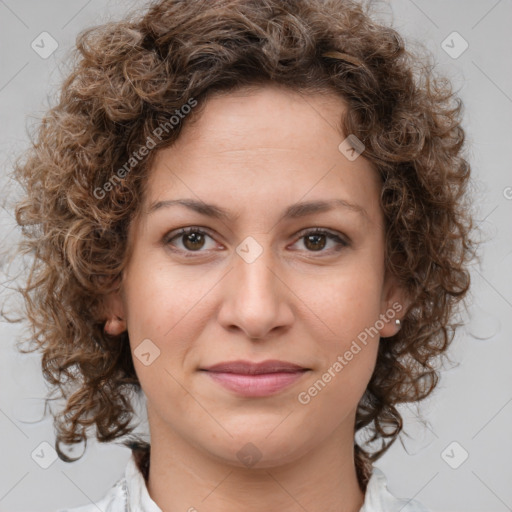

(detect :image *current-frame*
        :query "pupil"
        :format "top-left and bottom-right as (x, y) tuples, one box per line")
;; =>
(185, 232), (204, 250)
(306, 234), (325, 251)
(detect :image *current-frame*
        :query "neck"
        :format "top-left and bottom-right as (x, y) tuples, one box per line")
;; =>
(145, 414), (366, 512)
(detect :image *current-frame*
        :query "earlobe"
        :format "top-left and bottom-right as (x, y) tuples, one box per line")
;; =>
(379, 273), (411, 339)
(104, 315), (126, 336)
(378, 311), (404, 339)
(102, 289), (127, 336)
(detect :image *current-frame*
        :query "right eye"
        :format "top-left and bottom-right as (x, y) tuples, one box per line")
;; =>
(163, 227), (222, 255)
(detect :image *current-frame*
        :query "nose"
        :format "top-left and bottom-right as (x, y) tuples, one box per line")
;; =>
(216, 237), (294, 340)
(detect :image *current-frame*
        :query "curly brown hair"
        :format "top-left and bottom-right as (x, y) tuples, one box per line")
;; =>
(7, 0), (479, 492)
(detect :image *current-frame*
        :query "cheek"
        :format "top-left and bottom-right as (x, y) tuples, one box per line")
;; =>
(292, 264), (383, 402)
(300, 263), (383, 341)
(122, 251), (193, 337)
(295, 271), (382, 414)
(121, 251), (212, 380)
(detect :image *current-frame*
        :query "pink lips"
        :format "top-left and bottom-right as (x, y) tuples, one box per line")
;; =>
(200, 359), (309, 397)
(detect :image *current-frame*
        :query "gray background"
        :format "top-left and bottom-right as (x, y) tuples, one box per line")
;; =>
(1, 1), (511, 511)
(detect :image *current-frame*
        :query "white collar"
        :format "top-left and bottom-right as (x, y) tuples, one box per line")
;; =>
(123, 453), (430, 512)
(124, 453), (161, 512)
(69, 452), (430, 512)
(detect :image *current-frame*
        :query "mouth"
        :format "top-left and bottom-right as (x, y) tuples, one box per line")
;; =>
(199, 359), (310, 397)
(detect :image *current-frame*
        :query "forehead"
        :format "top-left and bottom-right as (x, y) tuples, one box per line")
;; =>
(141, 84), (382, 225)
(179, 83), (348, 149)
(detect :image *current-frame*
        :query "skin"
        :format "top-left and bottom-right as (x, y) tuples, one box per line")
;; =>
(105, 83), (410, 512)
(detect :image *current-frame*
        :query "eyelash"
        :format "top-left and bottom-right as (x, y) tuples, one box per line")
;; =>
(163, 226), (349, 257)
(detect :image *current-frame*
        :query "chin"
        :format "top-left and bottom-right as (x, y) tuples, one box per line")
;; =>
(202, 428), (315, 469)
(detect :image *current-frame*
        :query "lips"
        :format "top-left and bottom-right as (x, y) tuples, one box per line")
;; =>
(201, 359), (308, 374)
(200, 359), (310, 397)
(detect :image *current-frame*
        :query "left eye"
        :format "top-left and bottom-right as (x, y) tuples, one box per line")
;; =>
(293, 228), (349, 253)
(164, 227), (348, 255)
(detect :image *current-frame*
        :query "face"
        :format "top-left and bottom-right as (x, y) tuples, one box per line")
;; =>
(107, 83), (407, 468)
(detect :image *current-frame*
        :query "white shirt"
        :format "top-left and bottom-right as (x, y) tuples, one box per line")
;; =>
(56, 452), (431, 512)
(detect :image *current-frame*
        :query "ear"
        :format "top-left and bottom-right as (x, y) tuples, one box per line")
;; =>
(102, 287), (127, 336)
(378, 270), (411, 339)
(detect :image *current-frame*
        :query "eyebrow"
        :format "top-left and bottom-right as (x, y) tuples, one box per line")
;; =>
(148, 198), (369, 223)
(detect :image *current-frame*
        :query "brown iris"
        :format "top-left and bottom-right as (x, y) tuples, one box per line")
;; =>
(182, 231), (205, 251)
(303, 233), (326, 251)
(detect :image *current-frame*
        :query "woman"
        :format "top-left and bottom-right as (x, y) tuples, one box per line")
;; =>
(10, 0), (477, 510)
